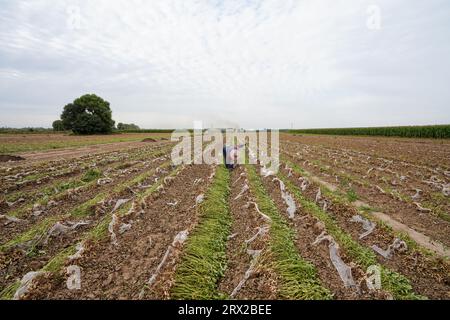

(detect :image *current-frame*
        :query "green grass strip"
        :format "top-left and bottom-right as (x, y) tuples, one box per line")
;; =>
(0, 281), (20, 300)
(277, 165), (424, 300)
(171, 165), (231, 300)
(246, 165), (332, 300)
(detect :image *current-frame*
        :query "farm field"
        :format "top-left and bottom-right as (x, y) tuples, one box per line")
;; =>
(0, 133), (449, 300)
(0, 133), (171, 155)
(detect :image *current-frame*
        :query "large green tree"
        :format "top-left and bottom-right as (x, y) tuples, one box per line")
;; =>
(60, 94), (115, 134)
(52, 120), (65, 131)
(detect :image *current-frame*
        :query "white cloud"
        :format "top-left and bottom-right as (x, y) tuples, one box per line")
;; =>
(0, 0), (449, 128)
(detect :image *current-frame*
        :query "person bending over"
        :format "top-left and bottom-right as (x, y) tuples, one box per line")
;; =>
(223, 144), (244, 169)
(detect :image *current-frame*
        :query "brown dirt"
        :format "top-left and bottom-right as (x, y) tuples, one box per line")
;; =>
(282, 148), (450, 248)
(0, 155), (25, 162)
(1, 138), (169, 167)
(260, 169), (387, 299)
(0, 144), (170, 214)
(283, 140), (450, 225)
(279, 163), (450, 299)
(282, 134), (450, 169)
(0, 156), (171, 291)
(0, 155), (169, 245)
(218, 166), (278, 299)
(25, 164), (213, 300)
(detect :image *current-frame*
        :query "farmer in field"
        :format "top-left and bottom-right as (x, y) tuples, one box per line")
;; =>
(223, 144), (244, 169)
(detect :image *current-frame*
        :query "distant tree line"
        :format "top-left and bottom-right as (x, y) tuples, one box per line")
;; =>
(117, 123), (140, 131)
(0, 127), (55, 134)
(288, 125), (450, 139)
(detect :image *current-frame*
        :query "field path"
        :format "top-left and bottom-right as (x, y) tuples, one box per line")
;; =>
(2, 141), (166, 166)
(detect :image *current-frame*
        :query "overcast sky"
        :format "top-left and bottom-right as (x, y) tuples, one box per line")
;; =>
(0, 0), (449, 129)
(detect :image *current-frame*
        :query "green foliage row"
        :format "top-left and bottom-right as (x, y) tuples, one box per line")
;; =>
(0, 127), (55, 134)
(246, 165), (332, 299)
(171, 165), (231, 299)
(117, 123), (140, 131)
(115, 129), (174, 133)
(288, 124), (450, 139)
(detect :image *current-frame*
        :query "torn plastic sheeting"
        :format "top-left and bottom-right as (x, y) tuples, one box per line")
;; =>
(273, 178), (296, 219)
(375, 185), (386, 194)
(261, 167), (275, 178)
(322, 200), (328, 212)
(6, 198), (25, 207)
(139, 229), (189, 298)
(156, 167), (167, 174)
(413, 202), (431, 213)
(312, 231), (333, 245)
(68, 242), (86, 261)
(350, 215), (376, 239)
(0, 214), (25, 225)
(124, 201), (143, 217)
(234, 184), (249, 200)
(137, 182), (152, 189)
(245, 226), (269, 244)
(372, 238), (407, 259)
(111, 198), (131, 213)
(411, 189), (422, 200)
(44, 221), (90, 244)
(230, 249), (262, 298)
(208, 168), (217, 181)
(233, 172), (246, 186)
(227, 233), (238, 240)
(119, 223), (132, 234)
(109, 214), (120, 246)
(315, 188), (322, 203)
(287, 168), (293, 177)
(300, 179), (309, 191)
(172, 229), (189, 245)
(196, 194), (205, 205)
(66, 220), (90, 229)
(313, 231), (357, 289)
(164, 176), (175, 185)
(97, 178), (113, 186)
(13, 271), (44, 300)
(247, 202), (272, 223)
(281, 192), (296, 219)
(272, 178), (286, 192)
(442, 184), (450, 197)
(329, 243), (357, 289)
(167, 201), (178, 206)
